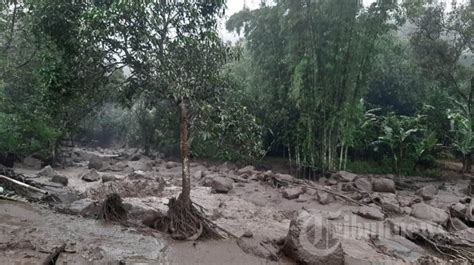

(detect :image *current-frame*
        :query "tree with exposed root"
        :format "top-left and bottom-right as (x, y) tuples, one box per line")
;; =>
(86, 1), (229, 239)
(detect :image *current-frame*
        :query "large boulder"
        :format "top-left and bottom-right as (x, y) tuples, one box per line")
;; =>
(416, 184), (438, 200)
(128, 159), (154, 172)
(283, 210), (344, 265)
(355, 206), (384, 221)
(332, 171), (357, 182)
(411, 203), (449, 225)
(282, 187), (304, 200)
(371, 178), (396, 193)
(101, 174), (117, 183)
(211, 176), (233, 193)
(192, 170), (204, 180)
(317, 191), (335, 205)
(81, 169), (101, 182)
(23, 156), (42, 170)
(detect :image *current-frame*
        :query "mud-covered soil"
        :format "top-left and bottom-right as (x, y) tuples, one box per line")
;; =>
(1, 147), (473, 264)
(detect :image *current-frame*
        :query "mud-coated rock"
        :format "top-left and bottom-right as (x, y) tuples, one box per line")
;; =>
(237, 165), (255, 175)
(317, 191), (335, 205)
(283, 210), (344, 265)
(371, 178), (396, 193)
(416, 184), (438, 200)
(102, 174), (117, 182)
(237, 235), (280, 261)
(353, 177), (372, 192)
(88, 156), (104, 170)
(58, 198), (99, 217)
(123, 198), (159, 219)
(411, 203), (449, 225)
(282, 187), (304, 200)
(81, 169), (100, 182)
(51, 175), (68, 186)
(211, 176), (233, 193)
(192, 170), (203, 180)
(332, 171), (357, 182)
(23, 156), (42, 169)
(37, 165), (58, 178)
(356, 206), (384, 221)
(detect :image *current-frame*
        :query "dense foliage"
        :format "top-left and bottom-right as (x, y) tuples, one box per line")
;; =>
(0, 0), (472, 178)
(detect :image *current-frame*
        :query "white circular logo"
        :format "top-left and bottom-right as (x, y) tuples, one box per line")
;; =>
(299, 213), (341, 256)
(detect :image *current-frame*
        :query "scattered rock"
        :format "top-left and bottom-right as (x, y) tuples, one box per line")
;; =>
(333, 171), (357, 182)
(58, 198), (99, 218)
(449, 217), (469, 232)
(327, 210), (342, 220)
(123, 198), (160, 219)
(355, 206), (384, 221)
(110, 161), (129, 172)
(283, 210), (344, 265)
(192, 170), (203, 180)
(37, 165), (58, 178)
(23, 156), (42, 169)
(282, 187), (304, 200)
(127, 170), (150, 180)
(317, 191), (335, 205)
(370, 235), (427, 263)
(200, 176), (215, 187)
(88, 156), (104, 170)
(386, 216), (447, 237)
(327, 179), (338, 186)
(237, 165), (255, 175)
(102, 174), (117, 183)
(51, 175), (68, 186)
(81, 169), (101, 182)
(353, 177), (372, 192)
(237, 235), (280, 261)
(128, 159), (153, 171)
(416, 184), (438, 200)
(211, 176), (233, 193)
(243, 231), (253, 238)
(411, 203), (449, 225)
(371, 178), (396, 193)
(165, 161), (179, 169)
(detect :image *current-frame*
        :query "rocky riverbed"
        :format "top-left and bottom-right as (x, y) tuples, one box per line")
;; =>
(0, 147), (473, 264)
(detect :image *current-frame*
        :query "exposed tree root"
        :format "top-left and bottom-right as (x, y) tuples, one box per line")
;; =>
(143, 196), (222, 240)
(98, 193), (127, 223)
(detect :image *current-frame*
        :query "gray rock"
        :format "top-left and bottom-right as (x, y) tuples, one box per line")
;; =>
(51, 175), (68, 186)
(88, 156), (104, 170)
(192, 170), (203, 180)
(23, 156), (42, 169)
(353, 177), (372, 192)
(283, 210), (344, 265)
(318, 191), (335, 205)
(37, 165), (58, 178)
(200, 176), (215, 187)
(371, 178), (396, 193)
(165, 161), (179, 169)
(102, 174), (117, 183)
(243, 231), (253, 238)
(128, 159), (153, 171)
(123, 198), (159, 219)
(81, 169), (100, 182)
(327, 179), (338, 186)
(59, 198), (99, 217)
(212, 176), (233, 193)
(371, 236), (427, 262)
(282, 187), (304, 200)
(237, 235), (279, 261)
(333, 171), (357, 182)
(411, 203), (449, 225)
(237, 165), (255, 175)
(127, 170), (150, 180)
(416, 184), (438, 200)
(356, 206), (384, 221)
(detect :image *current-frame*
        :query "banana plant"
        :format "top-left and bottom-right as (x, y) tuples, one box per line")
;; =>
(448, 104), (474, 173)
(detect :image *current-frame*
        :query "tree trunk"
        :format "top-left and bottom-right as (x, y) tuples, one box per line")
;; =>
(178, 98), (191, 206)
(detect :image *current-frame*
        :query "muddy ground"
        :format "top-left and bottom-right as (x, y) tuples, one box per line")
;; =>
(0, 147), (473, 264)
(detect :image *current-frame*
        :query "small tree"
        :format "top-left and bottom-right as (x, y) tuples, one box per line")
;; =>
(448, 104), (474, 173)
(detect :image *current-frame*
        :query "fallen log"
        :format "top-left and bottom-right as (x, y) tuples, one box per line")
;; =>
(0, 175), (48, 194)
(41, 243), (66, 265)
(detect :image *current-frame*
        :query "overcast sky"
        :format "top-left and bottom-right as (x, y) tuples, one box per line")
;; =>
(218, 0), (464, 42)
